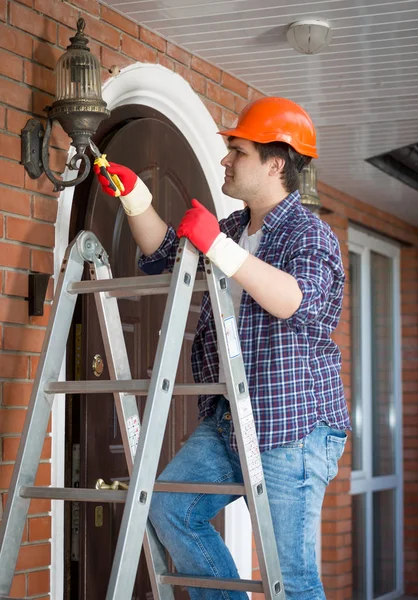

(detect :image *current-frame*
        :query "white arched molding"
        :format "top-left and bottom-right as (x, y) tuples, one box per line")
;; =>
(52, 63), (250, 599)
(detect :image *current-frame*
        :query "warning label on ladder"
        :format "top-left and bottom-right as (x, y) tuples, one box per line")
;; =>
(238, 397), (263, 486)
(127, 415), (140, 457)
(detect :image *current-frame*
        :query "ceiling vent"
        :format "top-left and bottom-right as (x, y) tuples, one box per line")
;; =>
(366, 143), (418, 191)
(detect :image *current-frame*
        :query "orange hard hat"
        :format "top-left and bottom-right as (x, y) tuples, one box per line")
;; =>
(218, 97), (318, 159)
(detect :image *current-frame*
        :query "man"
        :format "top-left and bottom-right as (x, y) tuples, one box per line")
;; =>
(95, 97), (351, 599)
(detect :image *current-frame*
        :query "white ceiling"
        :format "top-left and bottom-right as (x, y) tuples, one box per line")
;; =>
(103, 0), (418, 225)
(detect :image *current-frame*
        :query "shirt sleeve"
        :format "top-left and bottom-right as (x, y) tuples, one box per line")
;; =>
(283, 225), (344, 330)
(137, 224), (179, 274)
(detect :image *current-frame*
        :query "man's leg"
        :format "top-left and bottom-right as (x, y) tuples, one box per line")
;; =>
(149, 399), (248, 600)
(260, 424), (347, 600)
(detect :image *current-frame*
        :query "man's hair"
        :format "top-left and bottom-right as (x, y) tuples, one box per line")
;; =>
(254, 141), (312, 193)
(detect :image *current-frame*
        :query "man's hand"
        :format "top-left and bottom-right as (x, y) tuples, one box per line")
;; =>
(94, 162), (152, 217)
(176, 199), (221, 253)
(177, 199), (248, 277)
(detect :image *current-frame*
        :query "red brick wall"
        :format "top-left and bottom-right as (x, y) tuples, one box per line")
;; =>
(0, 1), (417, 598)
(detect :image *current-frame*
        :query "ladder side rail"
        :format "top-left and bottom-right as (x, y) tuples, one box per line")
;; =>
(91, 245), (174, 600)
(0, 234), (86, 594)
(105, 238), (200, 600)
(205, 262), (285, 600)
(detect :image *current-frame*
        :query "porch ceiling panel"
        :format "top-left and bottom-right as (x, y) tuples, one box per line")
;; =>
(103, 0), (418, 224)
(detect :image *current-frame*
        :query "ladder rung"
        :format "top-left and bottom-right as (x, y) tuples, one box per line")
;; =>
(45, 380), (228, 396)
(19, 482), (245, 502)
(159, 573), (263, 593)
(67, 275), (208, 298)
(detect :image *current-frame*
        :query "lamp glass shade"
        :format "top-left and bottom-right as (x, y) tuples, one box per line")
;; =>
(299, 162), (321, 213)
(55, 49), (102, 102)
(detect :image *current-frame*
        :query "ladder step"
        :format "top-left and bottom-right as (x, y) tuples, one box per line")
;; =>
(19, 482), (245, 502)
(67, 275), (208, 298)
(45, 380), (227, 396)
(159, 574), (263, 593)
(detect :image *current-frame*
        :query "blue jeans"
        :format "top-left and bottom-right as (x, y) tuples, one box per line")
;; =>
(149, 398), (347, 600)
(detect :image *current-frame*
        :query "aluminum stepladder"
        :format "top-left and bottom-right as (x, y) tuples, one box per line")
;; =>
(0, 230), (285, 600)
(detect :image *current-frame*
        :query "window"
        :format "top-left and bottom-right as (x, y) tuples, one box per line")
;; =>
(349, 228), (402, 600)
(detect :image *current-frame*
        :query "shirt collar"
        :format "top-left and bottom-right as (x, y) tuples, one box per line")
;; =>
(239, 191), (301, 232)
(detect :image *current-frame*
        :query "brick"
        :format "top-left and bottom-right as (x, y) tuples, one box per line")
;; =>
(0, 158), (24, 188)
(7, 216), (55, 248)
(0, 78), (31, 112)
(0, 408), (27, 435)
(4, 271), (28, 297)
(101, 4), (137, 36)
(0, 48), (24, 81)
(0, 241), (30, 269)
(30, 355), (40, 378)
(0, 23), (32, 59)
(6, 107), (32, 135)
(207, 81), (235, 111)
(121, 34), (157, 63)
(222, 72), (248, 98)
(28, 516), (51, 542)
(174, 63), (206, 95)
(101, 45), (133, 71)
(191, 56), (221, 82)
(3, 382), (33, 407)
(32, 90), (54, 118)
(34, 0), (78, 27)
(235, 95), (249, 114)
(0, 188), (31, 217)
(140, 26), (166, 52)
(221, 108), (237, 128)
(15, 542), (51, 571)
(70, 0), (100, 15)
(0, 132), (21, 161)
(167, 42), (190, 67)
(10, 2), (57, 43)
(28, 568), (50, 596)
(201, 98), (222, 126)
(33, 41), (62, 70)
(32, 196), (58, 223)
(31, 248), (53, 274)
(30, 302), (51, 327)
(24, 61), (55, 95)
(10, 573), (26, 597)
(157, 54), (174, 71)
(0, 106), (5, 129)
(28, 497), (50, 515)
(0, 297), (29, 324)
(24, 171), (60, 198)
(0, 0), (5, 22)
(3, 436), (50, 461)
(4, 326), (45, 352)
(82, 13), (120, 48)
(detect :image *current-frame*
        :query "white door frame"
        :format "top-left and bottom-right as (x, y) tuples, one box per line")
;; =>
(51, 63), (251, 599)
(348, 227), (403, 599)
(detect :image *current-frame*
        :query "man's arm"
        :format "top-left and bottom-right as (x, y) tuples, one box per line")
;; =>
(232, 255), (302, 319)
(127, 207), (168, 256)
(95, 162), (168, 256)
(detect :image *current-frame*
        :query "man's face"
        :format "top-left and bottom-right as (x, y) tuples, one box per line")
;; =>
(220, 137), (272, 202)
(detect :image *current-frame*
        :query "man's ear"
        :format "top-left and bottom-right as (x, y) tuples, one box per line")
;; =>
(268, 157), (285, 177)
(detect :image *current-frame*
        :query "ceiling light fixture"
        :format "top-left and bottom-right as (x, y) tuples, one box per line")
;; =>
(286, 19), (332, 55)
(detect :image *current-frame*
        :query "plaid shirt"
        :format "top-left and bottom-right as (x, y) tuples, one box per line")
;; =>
(139, 191), (351, 452)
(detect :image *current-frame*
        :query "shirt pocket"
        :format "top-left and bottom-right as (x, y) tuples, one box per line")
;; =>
(326, 431), (347, 483)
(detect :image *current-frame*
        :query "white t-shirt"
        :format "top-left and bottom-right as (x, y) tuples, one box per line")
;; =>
(218, 224), (263, 387)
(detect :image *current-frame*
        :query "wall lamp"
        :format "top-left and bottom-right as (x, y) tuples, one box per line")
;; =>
(21, 18), (110, 192)
(299, 162), (323, 215)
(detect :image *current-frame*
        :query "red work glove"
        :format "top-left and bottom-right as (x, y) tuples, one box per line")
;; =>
(94, 162), (152, 216)
(177, 199), (221, 253)
(177, 199), (249, 277)
(93, 162), (136, 196)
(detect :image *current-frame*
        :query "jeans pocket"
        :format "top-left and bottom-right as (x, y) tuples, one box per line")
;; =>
(326, 431), (347, 483)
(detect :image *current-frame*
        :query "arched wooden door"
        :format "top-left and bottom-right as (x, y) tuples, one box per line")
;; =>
(78, 116), (217, 599)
